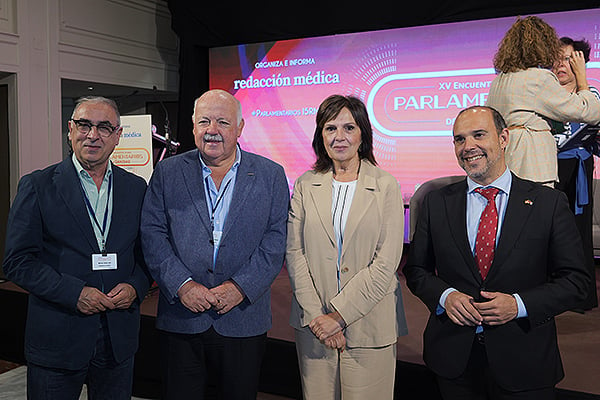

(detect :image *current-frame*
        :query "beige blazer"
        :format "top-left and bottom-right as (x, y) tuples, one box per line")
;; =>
(286, 161), (407, 348)
(486, 68), (600, 183)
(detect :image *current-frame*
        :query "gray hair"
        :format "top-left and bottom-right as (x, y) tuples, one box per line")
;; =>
(71, 96), (121, 125)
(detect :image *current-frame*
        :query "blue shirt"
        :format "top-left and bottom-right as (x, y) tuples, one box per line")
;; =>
(466, 167), (512, 251)
(72, 153), (113, 253)
(200, 147), (241, 267)
(438, 168), (527, 327)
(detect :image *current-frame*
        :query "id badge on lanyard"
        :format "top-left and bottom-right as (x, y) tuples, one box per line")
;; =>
(81, 175), (118, 271)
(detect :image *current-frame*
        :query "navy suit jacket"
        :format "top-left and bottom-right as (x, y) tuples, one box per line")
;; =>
(140, 149), (289, 337)
(403, 174), (590, 392)
(3, 158), (150, 369)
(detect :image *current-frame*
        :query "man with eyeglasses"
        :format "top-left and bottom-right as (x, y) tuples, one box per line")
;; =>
(3, 96), (152, 400)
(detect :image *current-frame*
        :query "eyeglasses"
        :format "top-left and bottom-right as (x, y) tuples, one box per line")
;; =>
(71, 119), (119, 137)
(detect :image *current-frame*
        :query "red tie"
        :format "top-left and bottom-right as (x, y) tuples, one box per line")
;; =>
(474, 187), (500, 280)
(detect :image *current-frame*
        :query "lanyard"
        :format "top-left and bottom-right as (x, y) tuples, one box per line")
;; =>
(81, 174), (112, 256)
(205, 176), (233, 230)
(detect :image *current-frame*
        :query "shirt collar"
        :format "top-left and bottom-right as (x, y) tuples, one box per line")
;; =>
(199, 145), (242, 176)
(467, 167), (512, 195)
(71, 153), (112, 180)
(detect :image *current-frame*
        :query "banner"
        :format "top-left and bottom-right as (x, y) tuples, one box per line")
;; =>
(111, 115), (153, 182)
(210, 8), (600, 195)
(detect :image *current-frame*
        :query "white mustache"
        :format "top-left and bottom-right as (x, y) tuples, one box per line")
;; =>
(204, 133), (223, 142)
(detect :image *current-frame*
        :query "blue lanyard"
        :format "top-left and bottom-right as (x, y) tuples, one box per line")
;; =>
(205, 176), (233, 230)
(80, 174), (112, 255)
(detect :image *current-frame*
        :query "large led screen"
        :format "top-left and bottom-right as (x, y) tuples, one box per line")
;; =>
(210, 8), (600, 198)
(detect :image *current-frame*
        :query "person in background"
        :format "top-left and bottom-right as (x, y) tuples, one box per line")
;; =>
(404, 105), (590, 399)
(141, 89), (289, 400)
(287, 94), (407, 399)
(486, 16), (600, 186)
(552, 36), (599, 312)
(3, 96), (151, 400)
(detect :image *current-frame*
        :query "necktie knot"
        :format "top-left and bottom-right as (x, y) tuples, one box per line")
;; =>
(475, 187), (499, 202)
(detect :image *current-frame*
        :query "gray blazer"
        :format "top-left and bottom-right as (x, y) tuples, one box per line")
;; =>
(141, 149), (289, 337)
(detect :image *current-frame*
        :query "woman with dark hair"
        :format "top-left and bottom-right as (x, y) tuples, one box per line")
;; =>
(552, 36), (600, 312)
(286, 95), (407, 399)
(486, 16), (600, 186)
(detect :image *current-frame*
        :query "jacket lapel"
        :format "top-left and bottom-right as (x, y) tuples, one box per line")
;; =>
(309, 171), (336, 246)
(341, 164), (376, 258)
(491, 175), (536, 271)
(181, 150), (212, 235)
(443, 180), (482, 282)
(54, 158), (100, 253)
(104, 166), (134, 251)
(221, 152), (255, 239)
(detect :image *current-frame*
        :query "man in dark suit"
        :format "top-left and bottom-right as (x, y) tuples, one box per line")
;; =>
(3, 96), (151, 400)
(403, 105), (590, 399)
(141, 89), (289, 400)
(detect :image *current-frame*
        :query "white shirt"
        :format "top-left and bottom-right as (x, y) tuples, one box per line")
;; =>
(332, 178), (357, 292)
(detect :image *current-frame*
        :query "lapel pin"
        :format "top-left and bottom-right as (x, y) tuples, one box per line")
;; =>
(524, 199), (533, 206)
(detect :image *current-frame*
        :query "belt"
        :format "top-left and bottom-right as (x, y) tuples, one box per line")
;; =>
(506, 125), (550, 133)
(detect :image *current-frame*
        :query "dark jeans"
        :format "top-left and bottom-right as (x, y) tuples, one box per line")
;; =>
(27, 315), (134, 400)
(160, 326), (267, 400)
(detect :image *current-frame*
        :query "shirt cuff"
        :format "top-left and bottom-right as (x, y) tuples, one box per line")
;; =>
(513, 293), (528, 318)
(175, 277), (193, 298)
(437, 287), (457, 315)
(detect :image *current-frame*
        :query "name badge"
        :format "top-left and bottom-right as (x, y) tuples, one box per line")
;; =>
(212, 231), (223, 248)
(92, 253), (118, 271)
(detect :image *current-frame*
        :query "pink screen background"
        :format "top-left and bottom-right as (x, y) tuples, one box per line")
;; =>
(209, 9), (600, 198)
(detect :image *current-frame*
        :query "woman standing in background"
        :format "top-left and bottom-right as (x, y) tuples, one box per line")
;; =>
(486, 16), (600, 186)
(552, 36), (599, 312)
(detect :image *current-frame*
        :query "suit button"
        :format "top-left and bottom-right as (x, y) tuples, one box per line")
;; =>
(341, 267), (349, 273)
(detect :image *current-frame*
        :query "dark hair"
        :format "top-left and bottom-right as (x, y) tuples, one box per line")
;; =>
(493, 16), (562, 73)
(454, 106), (507, 134)
(560, 36), (592, 62)
(312, 95), (377, 172)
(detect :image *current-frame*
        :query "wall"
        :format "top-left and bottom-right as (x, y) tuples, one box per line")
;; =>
(0, 0), (178, 196)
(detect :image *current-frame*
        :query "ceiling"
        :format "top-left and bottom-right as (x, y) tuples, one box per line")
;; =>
(167, 1), (600, 48)
(61, 79), (177, 104)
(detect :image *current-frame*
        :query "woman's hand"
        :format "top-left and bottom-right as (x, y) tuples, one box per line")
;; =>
(309, 312), (346, 340)
(323, 330), (346, 351)
(570, 50), (590, 91)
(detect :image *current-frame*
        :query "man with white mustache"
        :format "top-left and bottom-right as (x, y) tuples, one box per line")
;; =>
(141, 89), (290, 399)
(404, 105), (590, 399)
